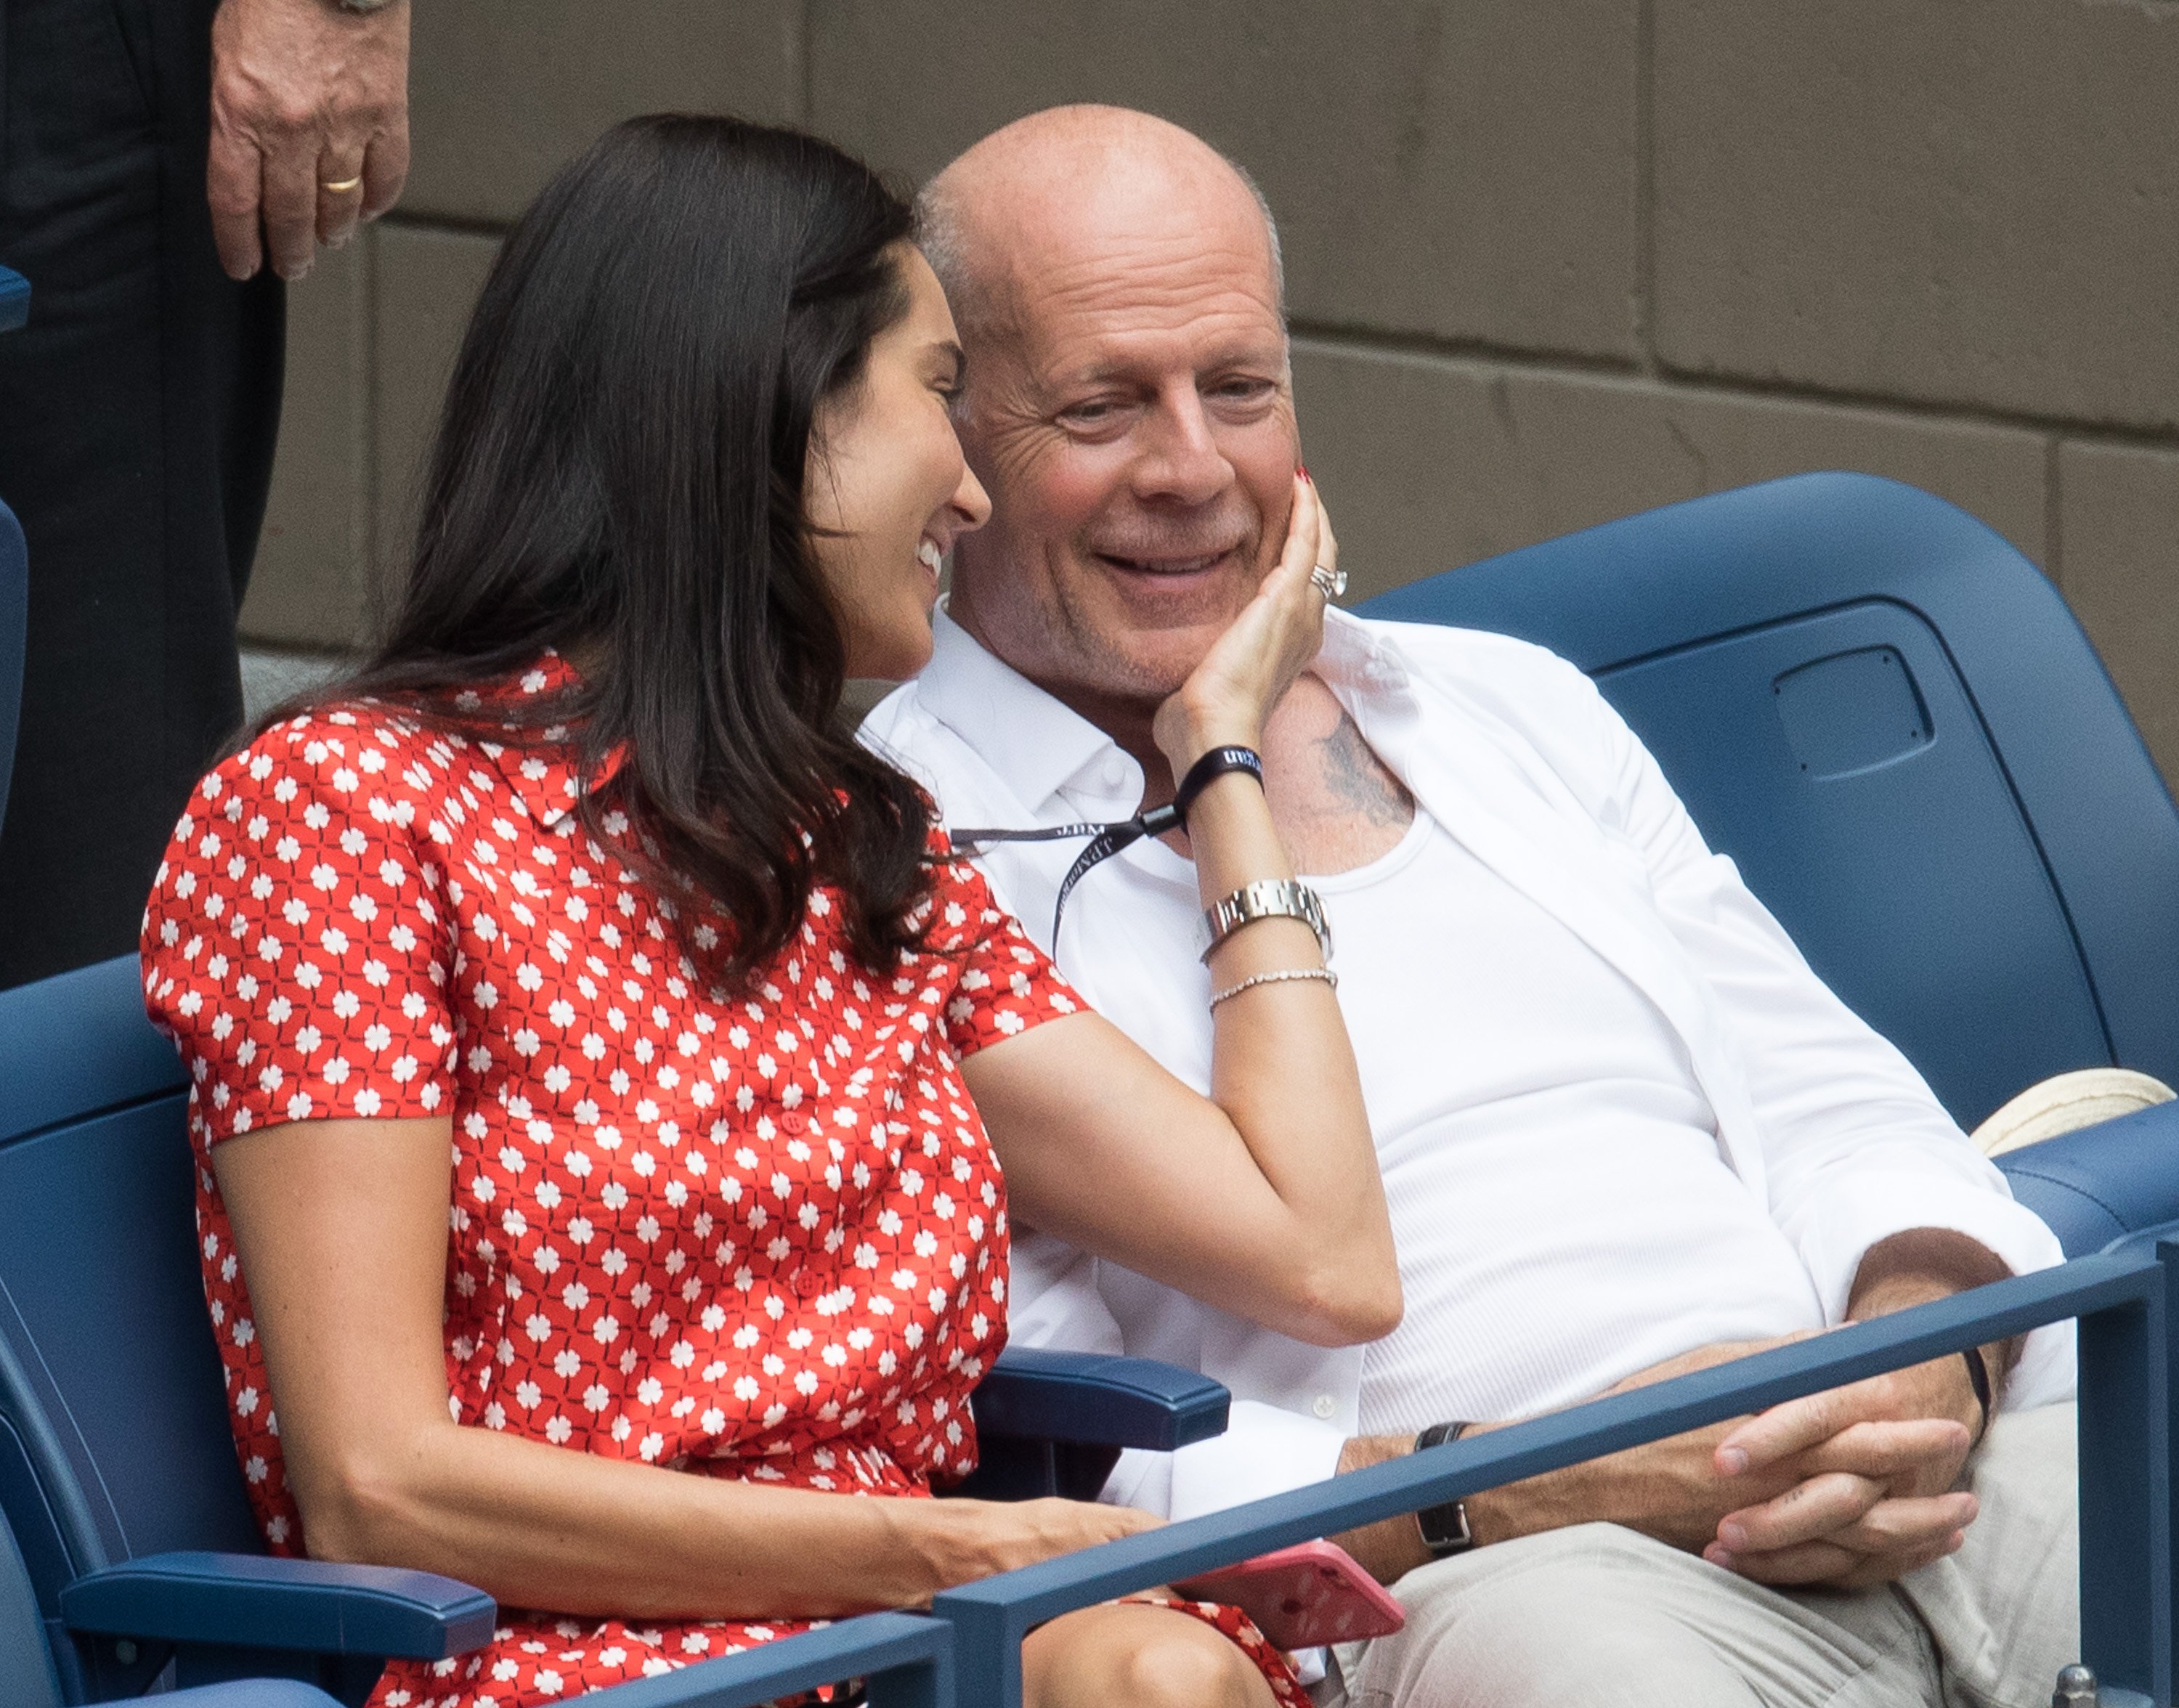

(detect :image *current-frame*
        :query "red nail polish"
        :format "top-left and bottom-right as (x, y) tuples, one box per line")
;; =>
(1297, 465), (1311, 481)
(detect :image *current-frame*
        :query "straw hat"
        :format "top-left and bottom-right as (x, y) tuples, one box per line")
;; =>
(1972, 1067), (2178, 1157)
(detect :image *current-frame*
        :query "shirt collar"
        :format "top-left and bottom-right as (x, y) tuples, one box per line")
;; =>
(914, 605), (1146, 816)
(912, 602), (1404, 818)
(463, 651), (627, 830)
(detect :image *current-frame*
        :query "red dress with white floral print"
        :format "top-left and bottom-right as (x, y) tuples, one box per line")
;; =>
(140, 661), (1304, 1708)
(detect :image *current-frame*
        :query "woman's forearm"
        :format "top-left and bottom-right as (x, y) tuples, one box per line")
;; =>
(973, 751), (1397, 1347)
(303, 1416), (1145, 1620)
(1184, 762), (1398, 1338)
(311, 1417), (923, 1617)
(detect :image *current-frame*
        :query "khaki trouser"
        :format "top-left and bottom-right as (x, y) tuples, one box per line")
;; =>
(1319, 1402), (2078, 1708)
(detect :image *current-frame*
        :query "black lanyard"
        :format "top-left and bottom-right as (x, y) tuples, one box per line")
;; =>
(945, 745), (1264, 945)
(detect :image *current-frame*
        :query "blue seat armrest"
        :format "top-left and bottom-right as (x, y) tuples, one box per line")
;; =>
(166, 1685), (344, 1708)
(60, 1550), (497, 1661)
(1997, 1099), (2179, 1258)
(972, 1349), (1230, 1451)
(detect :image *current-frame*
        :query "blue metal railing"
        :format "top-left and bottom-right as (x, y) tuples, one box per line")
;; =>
(44, 1247), (2172, 1707)
(569, 1613), (952, 1708)
(932, 1247), (2175, 1707)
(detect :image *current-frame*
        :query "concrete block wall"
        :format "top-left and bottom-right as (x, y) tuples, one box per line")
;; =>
(243, 0), (2179, 785)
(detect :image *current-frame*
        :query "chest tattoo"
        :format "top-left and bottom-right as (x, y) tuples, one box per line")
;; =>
(1317, 715), (1416, 829)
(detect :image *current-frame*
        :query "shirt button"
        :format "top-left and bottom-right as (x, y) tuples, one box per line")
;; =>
(794, 1269), (823, 1299)
(1100, 756), (1128, 790)
(1312, 1394), (1338, 1420)
(779, 1110), (809, 1135)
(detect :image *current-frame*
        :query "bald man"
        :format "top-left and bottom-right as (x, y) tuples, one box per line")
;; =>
(864, 106), (2079, 1707)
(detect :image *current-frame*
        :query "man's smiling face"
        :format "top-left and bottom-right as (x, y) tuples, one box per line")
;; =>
(936, 113), (1298, 714)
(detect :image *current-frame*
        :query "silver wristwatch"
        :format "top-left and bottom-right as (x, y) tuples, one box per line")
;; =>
(1199, 878), (1333, 964)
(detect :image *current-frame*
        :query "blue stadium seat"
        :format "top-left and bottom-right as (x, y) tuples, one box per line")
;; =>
(1363, 471), (2179, 1133)
(0, 494), (23, 838)
(5, 1492), (347, 1708)
(0, 953), (1225, 1704)
(0, 264), (28, 333)
(1362, 473), (2179, 1251)
(0, 264), (28, 833)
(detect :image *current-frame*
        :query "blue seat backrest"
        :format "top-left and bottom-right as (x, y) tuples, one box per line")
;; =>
(1360, 473), (2179, 1130)
(1, 1512), (64, 1708)
(0, 496), (26, 830)
(0, 264), (28, 829)
(0, 956), (263, 1648)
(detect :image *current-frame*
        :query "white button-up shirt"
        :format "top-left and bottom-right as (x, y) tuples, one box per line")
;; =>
(862, 606), (2071, 1524)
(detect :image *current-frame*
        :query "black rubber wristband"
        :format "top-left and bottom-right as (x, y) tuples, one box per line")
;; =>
(1172, 745), (1265, 823)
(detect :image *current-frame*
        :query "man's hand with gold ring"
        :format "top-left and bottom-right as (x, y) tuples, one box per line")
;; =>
(209, 0), (413, 281)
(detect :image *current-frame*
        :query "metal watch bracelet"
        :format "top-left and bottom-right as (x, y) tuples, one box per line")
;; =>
(1198, 877), (1333, 965)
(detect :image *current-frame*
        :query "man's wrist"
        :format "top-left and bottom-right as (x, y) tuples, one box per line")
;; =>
(1960, 1345), (1995, 1441)
(1412, 1423), (1479, 1558)
(1331, 1434), (1435, 1582)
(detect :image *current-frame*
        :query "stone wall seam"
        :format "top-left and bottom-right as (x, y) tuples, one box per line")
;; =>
(1632, 0), (1658, 374)
(798, 0), (816, 124)
(2074, 0), (2179, 20)
(1292, 320), (2179, 454)
(377, 210), (515, 243)
(362, 224), (381, 622)
(2045, 436), (2066, 590)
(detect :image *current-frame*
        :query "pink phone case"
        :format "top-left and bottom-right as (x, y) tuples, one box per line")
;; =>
(1171, 1539), (1406, 1650)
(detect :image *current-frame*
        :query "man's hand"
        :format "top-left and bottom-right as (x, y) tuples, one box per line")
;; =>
(208, 0), (411, 281)
(1336, 1233), (2016, 1592)
(1704, 1231), (2015, 1588)
(1705, 1358), (1979, 1587)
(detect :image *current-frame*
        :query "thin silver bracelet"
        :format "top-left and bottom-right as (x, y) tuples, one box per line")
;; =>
(1208, 966), (1339, 1010)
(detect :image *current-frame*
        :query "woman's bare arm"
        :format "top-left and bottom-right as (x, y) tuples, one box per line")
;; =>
(961, 477), (1398, 1349)
(214, 1113), (1153, 1615)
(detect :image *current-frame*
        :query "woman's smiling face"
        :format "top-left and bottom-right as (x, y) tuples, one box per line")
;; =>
(804, 244), (993, 682)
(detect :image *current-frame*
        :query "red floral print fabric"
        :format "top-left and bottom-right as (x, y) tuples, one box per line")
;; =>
(142, 659), (1082, 1704)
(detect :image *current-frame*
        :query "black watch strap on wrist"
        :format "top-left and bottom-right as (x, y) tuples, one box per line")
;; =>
(1413, 1421), (1477, 1558)
(1961, 1345), (1994, 1440)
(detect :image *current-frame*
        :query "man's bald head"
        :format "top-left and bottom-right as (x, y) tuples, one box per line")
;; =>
(918, 105), (1283, 350)
(914, 107), (1302, 728)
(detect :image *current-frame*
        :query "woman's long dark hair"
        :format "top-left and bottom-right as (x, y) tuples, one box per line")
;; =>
(307, 115), (936, 992)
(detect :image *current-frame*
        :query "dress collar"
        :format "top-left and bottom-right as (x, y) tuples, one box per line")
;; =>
(460, 651), (627, 831)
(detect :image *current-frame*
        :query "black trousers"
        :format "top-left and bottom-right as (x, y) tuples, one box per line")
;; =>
(0, 0), (283, 988)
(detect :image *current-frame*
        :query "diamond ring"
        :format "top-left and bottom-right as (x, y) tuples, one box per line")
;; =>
(1309, 564), (1347, 601)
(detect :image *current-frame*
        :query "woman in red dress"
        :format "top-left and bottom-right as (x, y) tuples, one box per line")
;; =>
(142, 117), (1392, 1708)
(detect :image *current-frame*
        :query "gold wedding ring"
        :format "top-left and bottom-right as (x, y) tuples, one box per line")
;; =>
(1310, 563), (1347, 601)
(320, 175), (365, 194)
